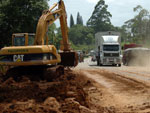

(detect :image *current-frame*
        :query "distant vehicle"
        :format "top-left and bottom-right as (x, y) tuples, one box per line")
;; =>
(123, 48), (150, 66)
(77, 50), (84, 62)
(89, 50), (95, 56)
(123, 43), (142, 50)
(95, 31), (122, 66)
(91, 55), (96, 62)
(90, 50), (96, 62)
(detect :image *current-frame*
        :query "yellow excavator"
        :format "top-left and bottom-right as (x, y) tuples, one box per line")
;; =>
(0, 0), (78, 81)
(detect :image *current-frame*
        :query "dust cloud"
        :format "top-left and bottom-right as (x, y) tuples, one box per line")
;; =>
(126, 48), (150, 66)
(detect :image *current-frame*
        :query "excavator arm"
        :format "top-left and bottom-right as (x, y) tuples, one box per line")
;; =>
(34, 0), (78, 66)
(58, 0), (70, 51)
(34, 0), (70, 51)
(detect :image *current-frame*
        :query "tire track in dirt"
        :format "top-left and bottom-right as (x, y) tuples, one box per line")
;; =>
(80, 69), (150, 112)
(87, 57), (150, 85)
(117, 68), (150, 78)
(76, 58), (150, 112)
(91, 69), (150, 89)
(93, 66), (150, 87)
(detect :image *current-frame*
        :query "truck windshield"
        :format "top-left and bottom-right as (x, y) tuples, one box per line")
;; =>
(14, 37), (25, 46)
(103, 45), (119, 51)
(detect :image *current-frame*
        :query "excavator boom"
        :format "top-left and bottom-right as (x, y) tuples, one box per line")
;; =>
(34, 0), (78, 66)
(34, 0), (70, 51)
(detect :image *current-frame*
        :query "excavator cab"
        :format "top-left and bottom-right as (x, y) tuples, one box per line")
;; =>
(12, 33), (35, 46)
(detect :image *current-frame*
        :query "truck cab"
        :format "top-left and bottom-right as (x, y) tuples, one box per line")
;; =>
(95, 31), (122, 66)
(101, 43), (121, 66)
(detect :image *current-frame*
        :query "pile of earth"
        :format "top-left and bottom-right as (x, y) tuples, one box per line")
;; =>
(0, 69), (116, 113)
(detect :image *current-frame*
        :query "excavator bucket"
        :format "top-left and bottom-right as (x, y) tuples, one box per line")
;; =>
(59, 51), (78, 67)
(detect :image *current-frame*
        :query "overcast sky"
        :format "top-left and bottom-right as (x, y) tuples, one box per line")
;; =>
(49, 0), (150, 27)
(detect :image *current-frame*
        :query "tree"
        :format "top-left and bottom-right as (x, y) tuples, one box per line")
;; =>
(68, 24), (94, 51)
(48, 23), (57, 44)
(76, 12), (83, 25)
(0, 0), (49, 48)
(87, 0), (112, 33)
(55, 27), (63, 50)
(69, 24), (94, 45)
(124, 5), (150, 44)
(70, 14), (74, 27)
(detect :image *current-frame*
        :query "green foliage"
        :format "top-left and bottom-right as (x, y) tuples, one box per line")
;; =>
(87, 0), (113, 33)
(55, 27), (63, 49)
(53, 25), (95, 51)
(70, 42), (94, 52)
(70, 14), (74, 27)
(68, 24), (94, 45)
(47, 23), (56, 44)
(123, 5), (150, 44)
(0, 0), (49, 48)
(76, 12), (83, 25)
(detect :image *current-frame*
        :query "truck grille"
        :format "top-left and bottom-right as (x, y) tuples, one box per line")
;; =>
(104, 53), (119, 57)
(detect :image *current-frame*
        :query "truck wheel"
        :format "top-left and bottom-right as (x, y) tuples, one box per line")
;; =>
(114, 64), (117, 66)
(97, 59), (100, 66)
(97, 61), (99, 66)
(118, 64), (121, 67)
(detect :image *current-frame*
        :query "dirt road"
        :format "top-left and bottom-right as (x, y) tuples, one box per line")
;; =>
(0, 57), (150, 112)
(75, 57), (150, 112)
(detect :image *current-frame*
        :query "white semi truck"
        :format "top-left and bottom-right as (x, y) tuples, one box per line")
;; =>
(95, 31), (122, 66)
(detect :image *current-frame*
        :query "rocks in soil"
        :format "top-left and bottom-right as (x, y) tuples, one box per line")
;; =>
(0, 70), (96, 113)
(43, 97), (60, 110)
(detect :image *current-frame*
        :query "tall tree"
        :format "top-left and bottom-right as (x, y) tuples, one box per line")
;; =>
(80, 16), (83, 25)
(70, 14), (74, 27)
(87, 0), (112, 33)
(0, 0), (49, 48)
(77, 12), (83, 25)
(69, 24), (94, 45)
(124, 5), (150, 44)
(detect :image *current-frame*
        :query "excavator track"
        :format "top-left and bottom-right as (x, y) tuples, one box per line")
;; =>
(3, 65), (64, 82)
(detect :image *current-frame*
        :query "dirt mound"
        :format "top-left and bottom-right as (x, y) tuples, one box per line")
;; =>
(0, 70), (99, 113)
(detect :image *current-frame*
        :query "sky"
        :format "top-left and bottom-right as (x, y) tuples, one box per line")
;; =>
(49, 0), (150, 27)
